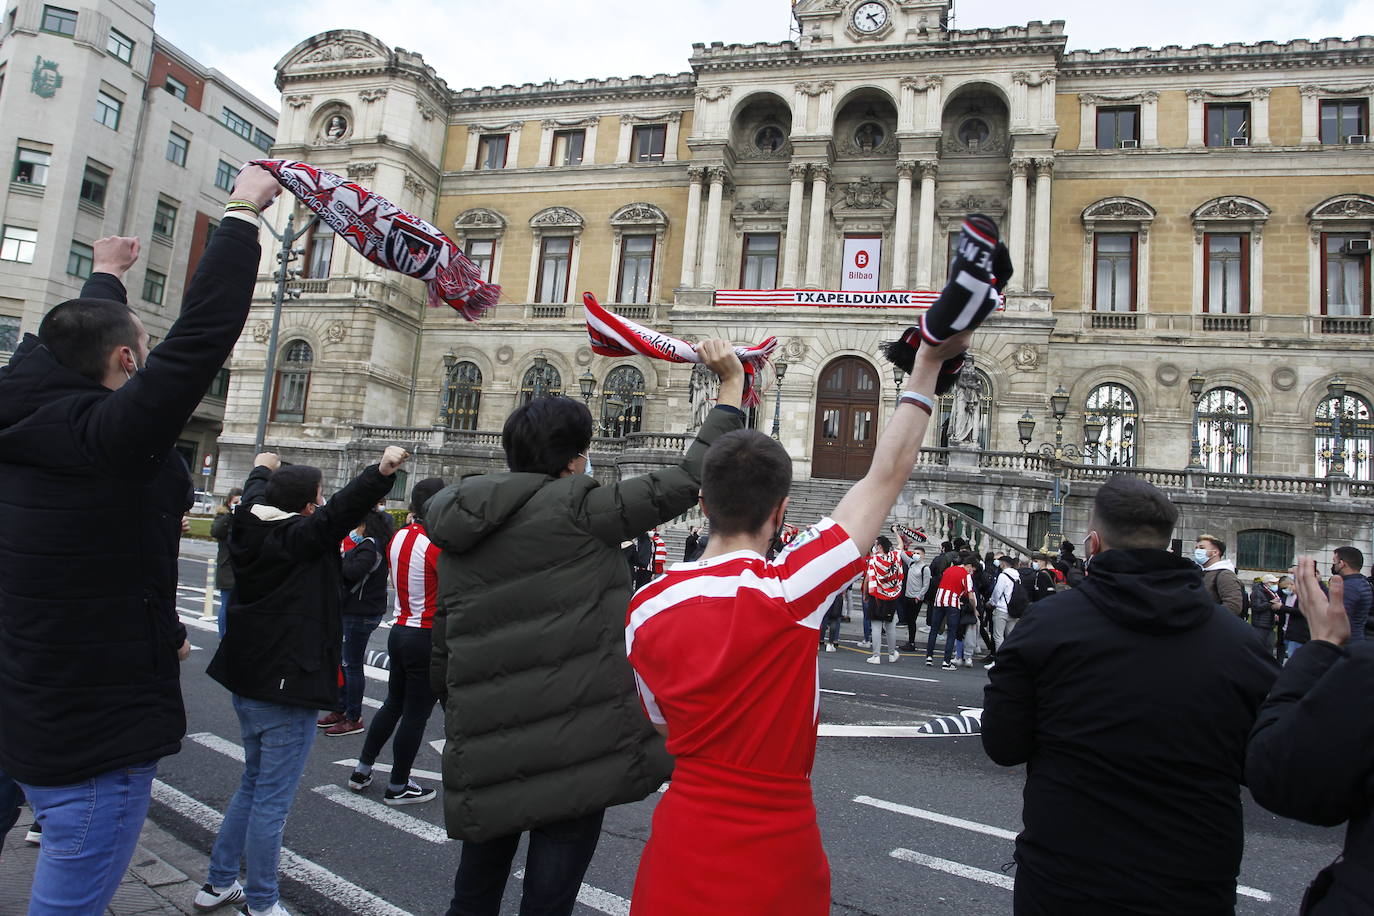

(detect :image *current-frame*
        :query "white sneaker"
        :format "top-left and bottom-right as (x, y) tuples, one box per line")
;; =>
(963, 657), (973, 668)
(888, 651), (900, 662)
(246, 903), (291, 916)
(866, 654), (882, 665)
(824, 643), (836, 652)
(984, 660), (996, 670)
(193, 881), (245, 911)
(857, 639), (872, 649)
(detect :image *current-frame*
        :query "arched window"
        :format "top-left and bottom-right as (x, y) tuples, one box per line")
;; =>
(601, 365), (646, 437)
(271, 339), (312, 422)
(1197, 387), (1252, 475)
(936, 368), (993, 449)
(1236, 529), (1295, 572)
(519, 360), (563, 404)
(1315, 391), (1373, 480)
(445, 361), (482, 431)
(1084, 383), (1138, 467)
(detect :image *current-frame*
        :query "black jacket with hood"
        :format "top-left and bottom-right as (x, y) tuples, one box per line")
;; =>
(983, 548), (1278, 914)
(208, 463), (394, 710)
(0, 220), (259, 786)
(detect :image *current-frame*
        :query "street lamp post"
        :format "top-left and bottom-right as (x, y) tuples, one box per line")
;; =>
(578, 369), (596, 404)
(770, 360), (789, 439)
(436, 349), (457, 427)
(252, 211), (318, 454)
(1326, 374), (1348, 478)
(1023, 385), (1087, 553)
(531, 352), (549, 400)
(1186, 369), (1206, 471)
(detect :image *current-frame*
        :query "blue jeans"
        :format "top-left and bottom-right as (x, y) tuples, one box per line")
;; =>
(217, 588), (234, 640)
(19, 761), (157, 915)
(926, 605), (960, 662)
(1285, 640), (1304, 662)
(341, 615), (382, 720)
(208, 696), (317, 910)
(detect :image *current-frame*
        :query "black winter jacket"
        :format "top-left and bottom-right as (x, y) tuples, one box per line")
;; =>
(207, 464), (394, 710)
(0, 220), (259, 786)
(341, 536), (389, 617)
(1247, 640), (1374, 915)
(983, 548), (1279, 914)
(1249, 582), (1280, 630)
(211, 510), (235, 590)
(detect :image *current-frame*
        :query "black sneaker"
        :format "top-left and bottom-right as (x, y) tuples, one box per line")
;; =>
(347, 770), (371, 792)
(925, 657), (934, 667)
(942, 661), (958, 671)
(383, 782), (436, 806)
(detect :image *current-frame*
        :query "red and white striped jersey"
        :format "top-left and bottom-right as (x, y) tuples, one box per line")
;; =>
(935, 565), (971, 608)
(626, 518), (866, 776)
(652, 532), (667, 576)
(866, 550), (903, 600)
(387, 523), (440, 629)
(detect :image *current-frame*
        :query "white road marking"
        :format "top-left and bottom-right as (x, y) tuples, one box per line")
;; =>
(430, 739), (445, 756)
(332, 759), (442, 782)
(1238, 886), (1274, 902)
(832, 668), (939, 683)
(511, 869), (630, 916)
(819, 725), (947, 737)
(188, 732), (244, 763)
(151, 780), (415, 916)
(819, 688), (857, 696)
(363, 696), (383, 709)
(890, 848), (1014, 889)
(312, 785), (451, 844)
(855, 795), (1017, 839)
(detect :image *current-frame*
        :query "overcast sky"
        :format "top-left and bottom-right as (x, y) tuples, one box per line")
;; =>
(156, 0), (1373, 112)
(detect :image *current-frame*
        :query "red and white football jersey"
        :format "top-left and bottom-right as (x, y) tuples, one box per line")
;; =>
(387, 523), (440, 629)
(626, 518), (866, 776)
(935, 564), (971, 608)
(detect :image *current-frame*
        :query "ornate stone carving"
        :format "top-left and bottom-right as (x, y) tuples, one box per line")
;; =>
(707, 166), (731, 184)
(686, 166), (707, 183)
(794, 80), (836, 97)
(325, 322), (346, 343)
(299, 42), (382, 64)
(1193, 196), (1271, 221)
(416, 100), (439, 121)
(811, 164), (832, 183)
(789, 163), (809, 182)
(1033, 156), (1055, 175)
(1012, 71), (1032, 85)
(611, 202), (669, 226)
(495, 345), (514, 365)
(899, 76), (922, 91)
(1310, 194), (1374, 220)
(251, 322), (271, 344)
(575, 347), (593, 367)
(748, 198), (777, 213)
(455, 208), (506, 229)
(357, 88), (386, 103)
(782, 338), (808, 361)
(1083, 197), (1154, 222)
(1272, 367), (1298, 391)
(346, 162), (377, 179)
(1010, 158), (1032, 178)
(896, 160), (916, 179)
(940, 194), (1002, 213)
(285, 95), (313, 109)
(1139, 90), (1159, 103)
(839, 177), (890, 210)
(1302, 82), (1374, 98)
(403, 173), (426, 198)
(1156, 363), (1180, 387)
(696, 86), (732, 102)
(918, 160), (939, 180)
(529, 206), (584, 229)
(1013, 345), (1040, 371)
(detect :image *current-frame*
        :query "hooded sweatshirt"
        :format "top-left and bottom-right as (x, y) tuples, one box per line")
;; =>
(983, 548), (1278, 914)
(1203, 556), (1245, 617)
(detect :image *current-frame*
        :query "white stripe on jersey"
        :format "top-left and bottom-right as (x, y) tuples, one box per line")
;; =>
(633, 671), (666, 725)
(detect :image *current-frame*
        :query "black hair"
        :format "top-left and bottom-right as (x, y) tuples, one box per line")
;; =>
(361, 508), (394, 544)
(1060, 540), (1076, 554)
(410, 477), (447, 521)
(1335, 545), (1365, 572)
(38, 298), (141, 384)
(984, 551), (995, 567)
(876, 536), (892, 552)
(952, 537), (968, 551)
(223, 487), (243, 508)
(502, 396), (593, 478)
(1091, 475), (1180, 549)
(940, 541), (953, 553)
(264, 465), (323, 513)
(701, 429), (792, 537)
(957, 550), (976, 566)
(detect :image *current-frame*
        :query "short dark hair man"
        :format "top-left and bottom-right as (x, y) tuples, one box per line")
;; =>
(0, 166), (279, 912)
(1196, 533), (1244, 617)
(983, 475), (1278, 915)
(1331, 546), (1370, 641)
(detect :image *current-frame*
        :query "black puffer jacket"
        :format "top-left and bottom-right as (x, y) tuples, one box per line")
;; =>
(427, 405), (743, 842)
(1248, 640), (1374, 914)
(341, 535), (390, 617)
(211, 510), (235, 590)
(1249, 582), (1279, 630)
(983, 548), (1278, 913)
(0, 220), (259, 786)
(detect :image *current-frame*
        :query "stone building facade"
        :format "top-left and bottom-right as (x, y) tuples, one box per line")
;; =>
(219, 1), (1373, 569)
(0, 0), (279, 479)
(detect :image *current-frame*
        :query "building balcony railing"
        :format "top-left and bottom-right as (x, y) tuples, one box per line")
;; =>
(1201, 314), (1252, 333)
(1320, 316), (1372, 336)
(1059, 310), (1374, 342)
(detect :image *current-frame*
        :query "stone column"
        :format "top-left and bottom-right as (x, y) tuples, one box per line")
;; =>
(1039, 72), (1057, 125)
(898, 77), (920, 131)
(1008, 158), (1030, 292)
(679, 167), (706, 287)
(817, 82), (837, 133)
(891, 161), (916, 289)
(914, 160), (938, 290)
(924, 76), (944, 131)
(1300, 86), (1322, 144)
(782, 163), (808, 288)
(1011, 72), (1031, 128)
(699, 167), (728, 289)
(1032, 157), (1054, 291)
(804, 165), (830, 289)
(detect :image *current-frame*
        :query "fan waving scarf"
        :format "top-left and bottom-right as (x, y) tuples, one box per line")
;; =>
(251, 159), (500, 321)
(584, 292), (777, 406)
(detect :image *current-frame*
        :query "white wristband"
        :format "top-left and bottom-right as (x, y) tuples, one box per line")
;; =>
(899, 391), (935, 415)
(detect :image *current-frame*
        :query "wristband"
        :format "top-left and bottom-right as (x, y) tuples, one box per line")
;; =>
(899, 391), (935, 415)
(226, 199), (262, 215)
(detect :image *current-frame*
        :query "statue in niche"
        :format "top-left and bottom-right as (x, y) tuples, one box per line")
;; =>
(325, 115), (348, 140)
(755, 125), (785, 152)
(688, 363), (718, 432)
(948, 358), (982, 447)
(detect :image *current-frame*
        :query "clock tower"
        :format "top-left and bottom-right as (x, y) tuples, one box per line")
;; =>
(793, 0), (953, 48)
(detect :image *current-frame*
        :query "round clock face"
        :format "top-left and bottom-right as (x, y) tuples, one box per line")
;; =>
(853, 1), (889, 33)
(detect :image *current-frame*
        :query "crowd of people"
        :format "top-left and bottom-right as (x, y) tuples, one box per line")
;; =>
(0, 165), (1368, 916)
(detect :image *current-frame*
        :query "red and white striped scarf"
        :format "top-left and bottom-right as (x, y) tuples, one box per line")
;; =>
(252, 159), (500, 320)
(867, 550), (903, 600)
(651, 532), (667, 575)
(583, 292), (777, 406)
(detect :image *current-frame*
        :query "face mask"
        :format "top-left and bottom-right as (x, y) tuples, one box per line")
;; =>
(1193, 548), (1209, 565)
(349, 531), (363, 544)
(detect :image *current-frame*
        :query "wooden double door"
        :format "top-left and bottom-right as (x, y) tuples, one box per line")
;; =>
(812, 357), (880, 480)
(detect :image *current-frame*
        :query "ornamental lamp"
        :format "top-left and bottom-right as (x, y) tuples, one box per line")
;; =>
(890, 364), (904, 386)
(532, 352), (548, 374)
(578, 369), (596, 401)
(1050, 386), (1069, 420)
(1018, 410), (1036, 447)
(1328, 374), (1347, 403)
(1188, 369), (1206, 399)
(776, 359), (789, 382)
(442, 349), (457, 374)
(1084, 414), (1105, 445)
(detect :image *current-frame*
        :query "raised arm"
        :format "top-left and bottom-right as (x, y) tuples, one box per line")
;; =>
(830, 331), (971, 554)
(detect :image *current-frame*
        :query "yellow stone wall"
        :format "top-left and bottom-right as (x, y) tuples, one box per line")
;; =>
(1268, 87), (1303, 146)
(442, 123), (468, 172)
(1050, 174), (1374, 313)
(1054, 92), (1078, 151)
(1155, 90), (1188, 149)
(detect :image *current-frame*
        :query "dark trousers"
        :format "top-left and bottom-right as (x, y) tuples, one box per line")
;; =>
(862, 593), (873, 641)
(0, 767), (22, 857)
(446, 808), (605, 916)
(360, 625), (436, 787)
(896, 595), (921, 646)
(926, 605), (959, 662)
(820, 593), (843, 646)
(340, 614), (382, 720)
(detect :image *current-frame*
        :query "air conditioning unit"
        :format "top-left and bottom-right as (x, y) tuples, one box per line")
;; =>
(1343, 238), (1373, 256)
(1230, 136), (1249, 147)
(1119, 139), (1139, 149)
(1348, 135), (1368, 144)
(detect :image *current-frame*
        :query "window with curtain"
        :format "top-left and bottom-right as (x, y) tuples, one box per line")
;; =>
(272, 339), (313, 422)
(741, 233), (779, 290)
(1093, 233), (1136, 311)
(1197, 387), (1252, 474)
(464, 238), (495, 283)
(304, 224), (334, 279)
(1322, 233), (1371, 316)
(1084, 383), (1138, 466)
(536, 237), (572, 304)
(1314, 392), (1373, 480)
(1204, 234), (1248, 313)
(617, 235), (654, 303)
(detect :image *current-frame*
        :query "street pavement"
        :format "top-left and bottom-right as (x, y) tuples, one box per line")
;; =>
(159, 540), (1342, 915)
